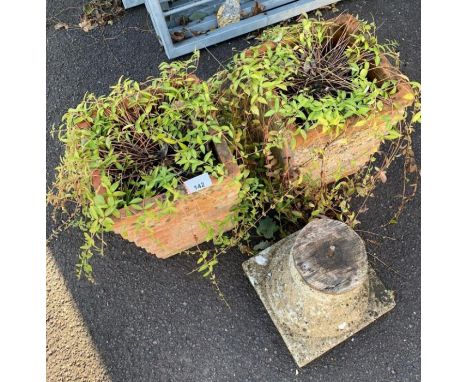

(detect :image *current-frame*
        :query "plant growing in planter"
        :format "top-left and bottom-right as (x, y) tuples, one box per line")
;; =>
(215, 14), (418, 186)
(202, 14), (420, 271)
(48, 53), (240, 280)
(48, 15), (420, 283)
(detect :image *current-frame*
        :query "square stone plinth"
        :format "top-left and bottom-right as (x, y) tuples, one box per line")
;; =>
(242, 232), (396, 367)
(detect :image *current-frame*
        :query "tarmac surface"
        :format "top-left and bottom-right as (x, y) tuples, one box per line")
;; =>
(46, 1), (421, 381)
(46, 247), (111, 382)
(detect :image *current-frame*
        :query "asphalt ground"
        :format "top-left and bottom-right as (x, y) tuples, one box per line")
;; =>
(46, 248), (111, 382)
(46, 1), (421, 380)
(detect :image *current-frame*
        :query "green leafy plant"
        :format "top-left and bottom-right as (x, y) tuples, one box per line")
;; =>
(215, 15), (408, 144)
(49, 15), (421, 287)
(196, 14), (421, 277)
(256, 216), (279, 239)
(48, 52), (231, 280)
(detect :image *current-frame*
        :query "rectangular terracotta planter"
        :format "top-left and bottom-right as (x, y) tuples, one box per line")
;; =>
(93, 139), (240, 259)
(275, 15), (415, 186)
(281, 60), (414, 186)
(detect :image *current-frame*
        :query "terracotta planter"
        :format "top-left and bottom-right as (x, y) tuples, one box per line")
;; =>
(241, 15), (414, 186)
(93, 139), (240, 259)
(278, 15), (414, 185)
(281, 58), (413, 186)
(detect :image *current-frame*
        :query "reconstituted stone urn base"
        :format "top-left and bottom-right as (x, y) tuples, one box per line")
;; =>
(242, 220), (395, 367)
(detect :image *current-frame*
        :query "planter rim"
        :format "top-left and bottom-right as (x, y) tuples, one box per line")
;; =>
(91, 136), (240, 220)
(249, 14), (415, 149)
(244, 14), (414, 111)
(245, 15), (417, 181)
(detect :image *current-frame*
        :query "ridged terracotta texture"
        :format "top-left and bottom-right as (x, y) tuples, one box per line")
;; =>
(94, 139), (240, 259)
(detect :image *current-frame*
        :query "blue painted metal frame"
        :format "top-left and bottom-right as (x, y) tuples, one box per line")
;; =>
(129, 0), (342, 59)
(123, 0), (145, 8)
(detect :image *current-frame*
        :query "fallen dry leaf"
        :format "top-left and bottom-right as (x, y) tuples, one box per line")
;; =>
(358, 206), (369, 214)
(251, 1), (265, 17)
(405, 147), (419, 173)
(79, 18), (96, 32)
(171, 31), (185, 42)
(54, 22), (69, 31)
(378, 170), (387, 183)
(78, 1), (124, 32)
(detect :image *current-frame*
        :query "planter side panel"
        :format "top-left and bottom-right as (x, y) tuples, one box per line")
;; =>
(289, 103), (408, 186)
(112, 179), (240, 258)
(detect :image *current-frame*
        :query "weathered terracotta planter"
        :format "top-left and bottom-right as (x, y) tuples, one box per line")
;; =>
(242, 14), (415, 186)
(279, 15), (415, 185)
(93, 139), (240, 259)
(281, 58), (414, 186)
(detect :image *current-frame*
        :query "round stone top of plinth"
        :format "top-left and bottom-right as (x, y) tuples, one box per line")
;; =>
(291, 218), (368, 294)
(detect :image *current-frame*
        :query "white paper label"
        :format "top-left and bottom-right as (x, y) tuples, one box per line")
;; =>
(183, 173), (212, 194)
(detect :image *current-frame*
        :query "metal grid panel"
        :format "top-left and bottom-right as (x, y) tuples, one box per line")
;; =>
(127, 0), (342, 58)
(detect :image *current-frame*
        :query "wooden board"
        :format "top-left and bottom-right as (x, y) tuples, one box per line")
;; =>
(292, 218), (368, 294)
